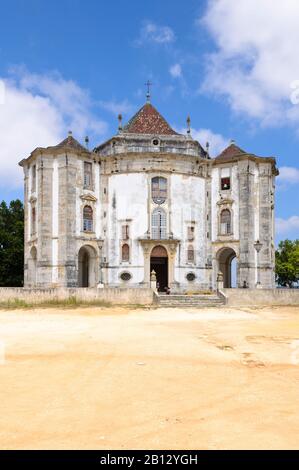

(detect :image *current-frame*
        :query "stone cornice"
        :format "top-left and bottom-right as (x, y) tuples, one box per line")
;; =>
(80, 193), (97, 202)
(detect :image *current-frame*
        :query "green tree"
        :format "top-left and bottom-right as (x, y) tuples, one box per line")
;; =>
(275, 239), (299, 287)
(0, 199), (24, 287)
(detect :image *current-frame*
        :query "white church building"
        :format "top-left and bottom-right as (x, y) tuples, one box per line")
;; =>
(19, 97), (278, 291)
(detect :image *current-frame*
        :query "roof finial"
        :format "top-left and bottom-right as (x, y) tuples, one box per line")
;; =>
(145, 80), (152, 103)
(85, 136), (89, 149)
(118, 113), (123, 132)
(186, 115), (191, 135)
(68, 130), (72, 137)
(230, 139), (236, 145)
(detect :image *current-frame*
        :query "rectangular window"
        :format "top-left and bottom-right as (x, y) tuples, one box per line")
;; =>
(31, 165), (36, 192)
(221, 177), (231, 190)
(84, 162), (92, 189)
(188, 226), (195, 241)
(31, 206), (36, 235)
(122, 225), (129, 240)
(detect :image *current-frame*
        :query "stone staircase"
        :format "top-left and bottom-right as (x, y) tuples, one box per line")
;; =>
(156, 292), (225, 308)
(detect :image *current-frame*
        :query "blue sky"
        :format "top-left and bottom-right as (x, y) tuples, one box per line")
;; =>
(0, 0), (298, 243)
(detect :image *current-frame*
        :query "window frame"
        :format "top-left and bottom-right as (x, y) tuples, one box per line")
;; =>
(220, 209), (232, 235)
(151, 207), (167, 240)
(83, 161), (93, 190)
(122, 224), (130, 240)
(83, 205), (93, 232)
(31, 165), (36, 193)
(187, 245), (195, 263)
(121, 243), (130, 262)
(221, 177), (231, 191)
(151, 176), (167, 205)
(31, 206), (36, 236)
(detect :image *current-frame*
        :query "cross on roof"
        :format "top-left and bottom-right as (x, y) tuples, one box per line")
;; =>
(145, 80), (152, 102)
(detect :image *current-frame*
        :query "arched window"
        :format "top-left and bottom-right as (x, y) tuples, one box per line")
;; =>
(152, 176), (167, 204)
(83, 205), (93, 232)
(121, 244), (130, 262)
(187, 245), (195, 263)
(31, 206), (36, 236)
(220, 209), (231, 235)
(152, 208), (167, 239)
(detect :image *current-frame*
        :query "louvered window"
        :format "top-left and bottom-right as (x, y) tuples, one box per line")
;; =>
(152, 208), (167, 239)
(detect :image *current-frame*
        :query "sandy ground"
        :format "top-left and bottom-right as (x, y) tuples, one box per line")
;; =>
(0, 305), (299, 450)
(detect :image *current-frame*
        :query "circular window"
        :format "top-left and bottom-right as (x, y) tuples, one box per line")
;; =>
(152, 138), (160, 146)
(120, 272), (132, 281)
(186, 272), (196, 282)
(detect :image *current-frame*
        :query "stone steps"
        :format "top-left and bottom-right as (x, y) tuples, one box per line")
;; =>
(157, 294), (225, 308)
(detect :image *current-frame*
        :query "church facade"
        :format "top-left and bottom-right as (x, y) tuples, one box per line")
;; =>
(19, 100), (278, 291)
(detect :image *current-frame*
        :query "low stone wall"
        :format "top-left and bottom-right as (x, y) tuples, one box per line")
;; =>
(222, 288), (299, 307)
(0, 287), (154, 306)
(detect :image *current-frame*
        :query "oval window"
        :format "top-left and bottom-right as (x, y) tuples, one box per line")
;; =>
(120, 272), (132, 281)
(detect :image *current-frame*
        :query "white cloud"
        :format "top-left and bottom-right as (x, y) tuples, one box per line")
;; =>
(190, 128), (229, 157)
(136, 21), (175, 45)
(170, 63), (182, 78)
(99, 99), (133, 116)
(0, 68), (107, 189)
(276, 216), (299, 235)
(200, 0), (299, 129)
(277, 166), (299, 184)
(0, 80), (5, 105)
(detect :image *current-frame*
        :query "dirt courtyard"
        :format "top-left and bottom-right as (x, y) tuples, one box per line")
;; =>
(0, 305), (299, 450)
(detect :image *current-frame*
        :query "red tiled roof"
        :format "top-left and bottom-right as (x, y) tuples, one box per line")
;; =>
(215, 143), (246, 161)
(123, 103), (178, 135)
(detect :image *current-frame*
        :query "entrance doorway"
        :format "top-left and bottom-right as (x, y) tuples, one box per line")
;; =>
(78, 245), (97, 287)
(150, 245), (168, 292)
(217, 247), (237, 288)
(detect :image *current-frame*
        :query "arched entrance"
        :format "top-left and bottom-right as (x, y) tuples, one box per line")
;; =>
(78, 245), (97, 287)
(150, 245), (168, 292)
(28, 246), (37, 286)
(217, 247), (237, 288)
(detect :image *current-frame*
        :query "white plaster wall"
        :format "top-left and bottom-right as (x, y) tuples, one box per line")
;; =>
(171, 174), (206, 285)
(107, 173), (148, 285)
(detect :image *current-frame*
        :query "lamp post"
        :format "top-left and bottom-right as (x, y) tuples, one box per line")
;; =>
(254, 240), (263, 288)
